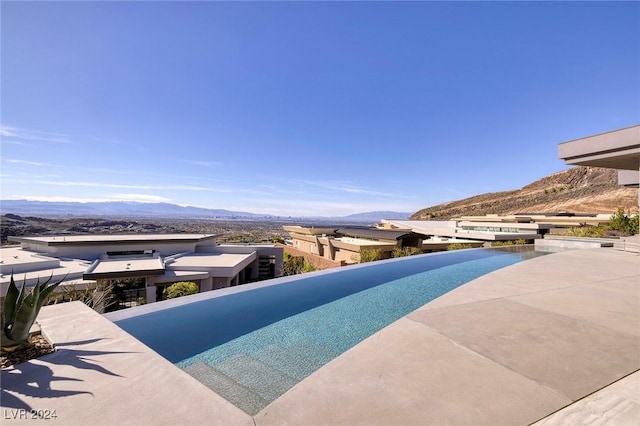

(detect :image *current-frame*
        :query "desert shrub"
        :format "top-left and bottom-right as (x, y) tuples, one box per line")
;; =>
(302, 260), (317, 273)
(446, 243), (474, 250)
(163, 281), (199, 299)
(46, 281), (115, 312)
(282, 256), (317, 275)
(631, 215), (640, 236)
(608, 208), (639, 236)
(359, 248), (384, 263)
(491, 239), (527, 247)
(561, 226), (607, 238)
(282, 255), (303, 275)
(391, 247), (423, 258)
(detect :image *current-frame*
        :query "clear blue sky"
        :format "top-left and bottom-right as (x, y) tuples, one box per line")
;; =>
(2, 1), (639, 217)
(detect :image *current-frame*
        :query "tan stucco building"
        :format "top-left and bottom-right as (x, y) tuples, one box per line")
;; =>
(283, 226), (426, 264)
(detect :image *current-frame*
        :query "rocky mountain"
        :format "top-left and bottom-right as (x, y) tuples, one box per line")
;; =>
(411, 167), (638, 220)
(0, 200), (271, 219)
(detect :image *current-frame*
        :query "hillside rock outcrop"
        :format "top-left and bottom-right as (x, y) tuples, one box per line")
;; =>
(411, 167), (638, 220)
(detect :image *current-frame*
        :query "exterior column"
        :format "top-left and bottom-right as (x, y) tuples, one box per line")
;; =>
(315, 236), (324, 256)
(327, 238), (336, 261)
(145, 276), (157, 303)
(200, 277), (213, 292)
(249, 260), (260, 280)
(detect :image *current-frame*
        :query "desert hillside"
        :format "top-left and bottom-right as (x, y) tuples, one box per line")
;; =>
(411, 167), (638, 220)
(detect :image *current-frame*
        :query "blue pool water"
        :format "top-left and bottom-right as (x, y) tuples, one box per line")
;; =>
(114, 246), (549, 414)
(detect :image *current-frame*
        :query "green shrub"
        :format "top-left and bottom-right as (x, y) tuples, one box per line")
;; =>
(46, 281), (114, 313)
(282, 256), (317, 275)
(608, 208), (639, 236)
(359, 248), (384, 263)
(446, 243), (474, 251)
(560, 226), (607, 238)
(302, 260), (317, 273)
(491, 239), (527, 247)
(282, 255), (304, 275)
(163, 281), (199, 299)
(631, 215), (640, 236)
(391, 247), (423, 258)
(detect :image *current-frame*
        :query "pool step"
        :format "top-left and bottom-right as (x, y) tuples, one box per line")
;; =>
(253, 342), (337, 381)
(182, 361), (268, 415)
(213, 352), (298, 404)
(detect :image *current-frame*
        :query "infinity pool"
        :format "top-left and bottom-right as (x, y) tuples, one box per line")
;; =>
(112, 246), (550, 414)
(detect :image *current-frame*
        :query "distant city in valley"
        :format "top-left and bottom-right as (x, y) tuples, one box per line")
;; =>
(0, 212), (402, 246)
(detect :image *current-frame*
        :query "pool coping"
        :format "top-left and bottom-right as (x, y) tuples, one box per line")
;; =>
(2, 247), (639, 425)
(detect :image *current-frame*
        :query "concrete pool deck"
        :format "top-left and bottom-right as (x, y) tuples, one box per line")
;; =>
(1, 248), (639, 425)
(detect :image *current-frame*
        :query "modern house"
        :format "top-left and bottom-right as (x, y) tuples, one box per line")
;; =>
(379, 212), (618, 247)
(558, 124), (640, 200)
(379, 125), (640, 250)
(378, 216), (548, 244)
(283, 214), (600, 263)
(0, 234), (283, 306)
(282, 226), (427, 263)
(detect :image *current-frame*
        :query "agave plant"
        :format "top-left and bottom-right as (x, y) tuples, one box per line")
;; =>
(1, 273), (64, 351)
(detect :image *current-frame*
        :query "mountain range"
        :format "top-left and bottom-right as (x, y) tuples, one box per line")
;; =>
(1, 166), (636, 222)
(0, 200), (411, 222)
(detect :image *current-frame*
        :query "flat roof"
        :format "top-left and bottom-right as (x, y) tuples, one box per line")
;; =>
(337, 228), (424, 241)
(458, 221), (553, 230)
(9, 233), (220, 246)
(154, 270), (211, 284)
(332, 237), (392, 247)
(0, 246), (55, 267)
(0, 259), (92, 288)
(282, 226), (337, 236)
(381, 220), (456, 232)
(84, 257), (165, 279)
(169, 252), (255, 268)
(558, 124), (640, 170)
(423, 237), (485, 245)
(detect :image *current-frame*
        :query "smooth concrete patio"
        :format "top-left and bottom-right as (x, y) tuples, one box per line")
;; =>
(1, 302), (253, 425)
(2, 248), (639, 425)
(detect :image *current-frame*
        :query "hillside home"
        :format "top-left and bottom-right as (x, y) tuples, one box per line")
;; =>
(1, 234), (283, 308)
(379, 212), (617, 245)
(282, 226), (427, 263)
